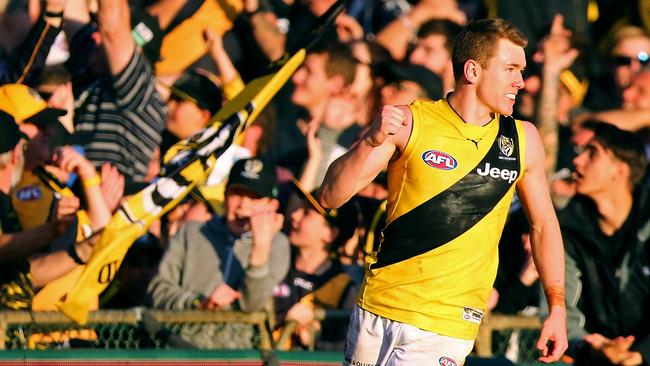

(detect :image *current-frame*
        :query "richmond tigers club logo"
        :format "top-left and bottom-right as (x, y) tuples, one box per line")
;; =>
(242, 159), (264, 179)
(498, 135), (514, 157)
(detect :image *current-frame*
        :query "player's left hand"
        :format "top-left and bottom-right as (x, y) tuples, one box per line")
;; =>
(537, 306), (568, 363)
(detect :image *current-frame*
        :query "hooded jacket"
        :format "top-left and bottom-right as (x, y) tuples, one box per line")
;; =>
(559, 189), (650, 364)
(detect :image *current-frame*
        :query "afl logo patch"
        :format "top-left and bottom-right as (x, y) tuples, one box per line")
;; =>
(439, 356), (458, 366)
(16, 186), (42, 201)
(422, 150), (458, 170)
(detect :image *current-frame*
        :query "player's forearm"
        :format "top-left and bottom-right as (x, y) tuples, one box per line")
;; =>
(319, 139), (375, 208)
(531, 219), (566, 309)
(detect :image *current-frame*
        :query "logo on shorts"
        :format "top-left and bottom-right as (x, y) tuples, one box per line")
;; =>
(344, 359), (378, 366)
(15, 186), (42, 201)
(462, 307), (484, 324)
(422, 150), (458, 170)
(439, 356), (458, 366)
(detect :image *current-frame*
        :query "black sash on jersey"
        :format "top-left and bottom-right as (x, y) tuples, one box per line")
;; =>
(373, 116), (521, 269)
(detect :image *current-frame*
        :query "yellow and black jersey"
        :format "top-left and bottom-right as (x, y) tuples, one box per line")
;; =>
(358, 99), (526, 340)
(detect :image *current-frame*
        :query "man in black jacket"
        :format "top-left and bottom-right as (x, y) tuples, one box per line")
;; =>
(557, 122), (649, 365)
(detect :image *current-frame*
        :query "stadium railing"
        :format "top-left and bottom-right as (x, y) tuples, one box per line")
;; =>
(0, 309), (543, 363)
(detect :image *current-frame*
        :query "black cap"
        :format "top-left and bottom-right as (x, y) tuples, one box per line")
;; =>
(378, 62), (443, 100)
(226, 158), (278, 199)
(170, 69), (223, 115)
(290, 178), (360, 249)
(0, 110), (27, 154)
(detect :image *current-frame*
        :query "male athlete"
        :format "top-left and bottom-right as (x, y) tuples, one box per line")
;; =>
(320, 18), (567, 365)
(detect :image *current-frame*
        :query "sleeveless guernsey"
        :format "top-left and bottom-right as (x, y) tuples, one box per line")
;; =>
(358, 99), (527, 340)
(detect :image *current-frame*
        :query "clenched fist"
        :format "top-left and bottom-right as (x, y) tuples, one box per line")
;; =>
(364, 105), (407, 147)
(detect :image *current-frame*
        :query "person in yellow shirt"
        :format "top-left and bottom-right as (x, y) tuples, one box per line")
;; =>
(320, 18), (568, 365)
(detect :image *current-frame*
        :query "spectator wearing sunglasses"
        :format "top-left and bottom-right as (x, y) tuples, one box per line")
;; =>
(584, 26), (650, 112)
(610, 27), (650, 91)
(577, 67), (650, 142)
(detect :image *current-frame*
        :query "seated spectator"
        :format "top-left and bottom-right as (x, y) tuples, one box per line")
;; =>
(0, 83), (110, 234)
(265, 41), (357, 179)
(407, 18), (463, 93)
(0, 111), (95, 310)
(583, 68), (650, 136)
(273, 180), (359, 350)
(584, 26), (650, 112)
(543, 123), (650, 365)
(147, 157), (290, 349)
(375, 0), (466, 63)
(376, 61), (443, 105)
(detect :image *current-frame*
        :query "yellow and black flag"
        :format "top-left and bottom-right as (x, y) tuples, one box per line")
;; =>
(57, 0), (348, 324)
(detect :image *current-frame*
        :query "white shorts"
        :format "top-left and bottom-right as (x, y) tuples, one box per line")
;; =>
(343, 305), (474, 366)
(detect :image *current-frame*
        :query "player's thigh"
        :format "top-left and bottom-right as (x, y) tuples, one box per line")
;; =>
(343, 305), (397, 366)
(388, 323), (474, 366)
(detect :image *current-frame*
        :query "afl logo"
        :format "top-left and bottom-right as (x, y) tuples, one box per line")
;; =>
(422, 150), (458, 170)
(16, 186), (42, 201)
(439, 356), (458, 366)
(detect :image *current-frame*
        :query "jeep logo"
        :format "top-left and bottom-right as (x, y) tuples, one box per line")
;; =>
(476, 163), (518, 184)
(422, 150), (458, 170)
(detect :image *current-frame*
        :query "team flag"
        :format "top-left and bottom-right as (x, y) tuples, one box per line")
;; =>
(57, 0), (347, 324)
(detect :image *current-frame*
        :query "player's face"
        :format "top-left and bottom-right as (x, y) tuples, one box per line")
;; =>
(476, 39), (526, 116)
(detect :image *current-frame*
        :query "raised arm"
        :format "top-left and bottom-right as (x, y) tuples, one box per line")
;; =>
(242, 0), (286, 62)
(535, 14), (579, 181)
(319, 105), (411, 208)
(376, 1), (466, 60)
(97, 0), (135, 76)
(516, 122), (567, 362)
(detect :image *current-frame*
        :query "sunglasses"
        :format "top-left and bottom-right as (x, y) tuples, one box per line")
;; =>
(612, 51), (650, 66)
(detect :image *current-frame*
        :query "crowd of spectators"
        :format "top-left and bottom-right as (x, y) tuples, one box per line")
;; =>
(0, 0), (649, 363)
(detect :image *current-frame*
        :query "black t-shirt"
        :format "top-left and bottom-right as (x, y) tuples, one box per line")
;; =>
(272, 259), (355, 349)
(273, 260), (351, 322)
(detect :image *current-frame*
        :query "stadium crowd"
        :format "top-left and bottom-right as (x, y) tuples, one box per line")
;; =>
(0, 0), (649, 364)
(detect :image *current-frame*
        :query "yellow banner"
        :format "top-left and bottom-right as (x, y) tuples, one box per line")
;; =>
(57, 49), (306, 324)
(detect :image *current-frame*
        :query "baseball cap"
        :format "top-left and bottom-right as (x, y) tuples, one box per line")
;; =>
(290, 178), (360, 249)
(0, 84), (67, 128)
(226, 158), (278, 199)
(170, 69), (223, 115)
(377, 62), (443, 100)
(0, 110), (28, 154)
